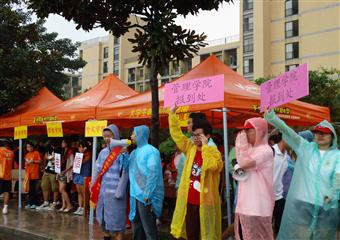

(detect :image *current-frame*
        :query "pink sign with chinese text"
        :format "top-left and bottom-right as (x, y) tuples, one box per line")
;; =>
(164, 74), (224, 107)
(260, 64), (309, 112)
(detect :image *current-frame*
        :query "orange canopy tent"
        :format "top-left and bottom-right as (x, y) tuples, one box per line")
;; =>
(0, 87), (62, 132)
(97, 55), (330, 128)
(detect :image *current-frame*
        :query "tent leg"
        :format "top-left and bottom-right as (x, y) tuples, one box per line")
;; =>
(89, 136), (97, 225)
(222, 108), (232, 227)
(18, 139), (23, 209)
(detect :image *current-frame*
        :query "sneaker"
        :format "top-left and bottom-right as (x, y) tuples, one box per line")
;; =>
(25, 204), (31, 209)
(2, 205), (8, 215)
(47, 202), (57, 211)
(73, 207), (83, 215)
(36, 202), (50, 211)
(30, 205), (37, 209)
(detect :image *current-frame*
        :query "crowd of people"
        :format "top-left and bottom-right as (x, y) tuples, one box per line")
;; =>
(0, 107), (339, 240)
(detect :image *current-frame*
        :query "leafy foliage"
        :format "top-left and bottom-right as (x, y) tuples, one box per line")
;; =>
(0, 0), (85, 114)
(27, 0), (233, 146)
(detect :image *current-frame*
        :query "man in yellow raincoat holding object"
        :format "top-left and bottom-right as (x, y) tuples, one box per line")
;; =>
(169, 107), (223, 240)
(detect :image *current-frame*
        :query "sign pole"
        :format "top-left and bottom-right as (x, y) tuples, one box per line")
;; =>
(18, 139), (22, 209)
(222, 108), (232, 227)
(89, 136), (97, 225)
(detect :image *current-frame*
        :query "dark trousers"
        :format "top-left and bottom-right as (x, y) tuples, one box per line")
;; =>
(185, 203), (200, 240)
(273, 198), (285, 235)
(132, 200), (158, 240)
(28, 180), (39, 206)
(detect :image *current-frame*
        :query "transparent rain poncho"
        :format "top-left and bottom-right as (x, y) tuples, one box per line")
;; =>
(265, 111), (340, 240)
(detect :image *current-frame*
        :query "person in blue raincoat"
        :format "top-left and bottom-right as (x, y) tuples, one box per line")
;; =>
(265, 110), (340, 240)
(91, 124), (131, 240)
(128, 125), (164, 240)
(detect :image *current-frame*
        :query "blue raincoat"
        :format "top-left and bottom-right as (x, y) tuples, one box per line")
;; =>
(128, 125), (164, 220)
(265, 111), (340, 240)
(92, 124), (130, 232)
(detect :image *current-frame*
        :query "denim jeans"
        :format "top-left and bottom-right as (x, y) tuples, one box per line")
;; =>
(132, 200), (158, 240)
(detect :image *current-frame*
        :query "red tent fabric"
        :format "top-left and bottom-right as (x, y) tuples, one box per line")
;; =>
(97, 55), (330, 128)
(0, 87), (62, 130)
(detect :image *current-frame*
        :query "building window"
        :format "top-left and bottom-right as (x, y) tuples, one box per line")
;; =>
(213, 52), (223, 61)
(244, 59), (253, 74)
(79, 50), (83, 60)
(186, 59), (192, 70)
(285, 20), (299, 38)
(114, 46), (119, 61)
(139, 85), (144, 92)
(114, 37), (120, 45)
(243, 37), (253, 53)
(103, 47), (109, 59)
(128, 68), (136, 82)
(113, 62), (119, 76)
(285, 42), (299, 60)
(244, 0), (253, 11)
(200, 54), (209, 62)
(285, 0), (298, 17)
(128, 83), (135, 90)
(138, 68), (144, 79)
(243, 16), (253, 32)
(229, 54), (237, 66)
(161, 78), (170, 85)
(103, 61), (108, 73)
(285, 64), (299, 71)
(71, 77), (79, 87)
(161, 66), (169, 76)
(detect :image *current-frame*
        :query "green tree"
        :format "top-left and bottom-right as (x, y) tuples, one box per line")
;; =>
(0, 0), (85, 114)
(27, 0), (232, 147)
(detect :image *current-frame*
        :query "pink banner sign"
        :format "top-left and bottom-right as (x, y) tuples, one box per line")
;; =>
(164, 74), (224, 107)
(260, 64), (309, 112)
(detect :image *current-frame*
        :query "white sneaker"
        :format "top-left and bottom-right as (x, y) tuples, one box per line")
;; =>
(73, 207), (83, 215)
(2, 205), (8, 215)
(30, 205), (37, 209)
(25, 204), (31, 209)
(47, 202), (57, 211)
(36, 202), (49, 210)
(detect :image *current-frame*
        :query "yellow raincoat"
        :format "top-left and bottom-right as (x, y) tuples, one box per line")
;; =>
(169, 112), (223, 240)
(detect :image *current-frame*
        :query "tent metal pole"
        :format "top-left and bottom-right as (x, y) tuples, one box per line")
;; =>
(89, 136), (97, 225)
(18, 139), (22, 209)
(222, 107), (232, 227)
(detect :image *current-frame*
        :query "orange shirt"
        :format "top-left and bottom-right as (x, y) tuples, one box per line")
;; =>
(0, 147), (14, 180)
(25, 151), (41, 180)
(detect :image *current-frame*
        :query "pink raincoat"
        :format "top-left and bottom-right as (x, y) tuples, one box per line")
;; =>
(234, 117), (274, 240)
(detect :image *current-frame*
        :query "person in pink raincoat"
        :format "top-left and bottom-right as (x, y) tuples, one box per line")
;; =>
(234, 118), (275, 240)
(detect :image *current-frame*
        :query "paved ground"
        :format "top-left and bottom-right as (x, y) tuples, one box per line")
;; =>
(0, 200), (173, 240)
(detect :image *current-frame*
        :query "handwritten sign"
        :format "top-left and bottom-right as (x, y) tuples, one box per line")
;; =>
(14, 126), (28, 140)
(85, 120), (108, 137)
(73, 152), (83, 174)
(46, 122), (63, 137)
(164, 74), (224, 107)
(260, 64), (308, 112)
(54, 153), (61, 174)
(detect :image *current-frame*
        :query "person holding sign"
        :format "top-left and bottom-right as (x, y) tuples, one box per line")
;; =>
(128, 125), (164, 240)
(90, 124), (131, 240)
(264, 109), (340, 240)
(24, 142), (42, 210)
(73, 140), (92, 216)
(0, 139), (14, 215)
(234, 118), (274, 240)
(169, 106), (223, 240)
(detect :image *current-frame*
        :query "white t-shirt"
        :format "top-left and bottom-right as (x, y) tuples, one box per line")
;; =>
(319, 150), (326, 158)
(273, 144), (289, 201)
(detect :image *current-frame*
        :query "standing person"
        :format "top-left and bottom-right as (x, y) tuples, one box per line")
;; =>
(271, 133), (290, 235)
(0, 139), (14, 214)
(57, 139), (74, 212)
(234, 118), (274, 240)
(128, 125), (164, 240)
(90, 124), (131, 240)
(169, 107), (223, 240)
(24, 142), (42, 210)
(37, 140), (60, 211)
(73, 140), (92, 216)
(265, 109), (340, 240)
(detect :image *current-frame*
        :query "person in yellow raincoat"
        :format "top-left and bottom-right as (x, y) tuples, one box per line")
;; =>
(169, 107), (223, 240)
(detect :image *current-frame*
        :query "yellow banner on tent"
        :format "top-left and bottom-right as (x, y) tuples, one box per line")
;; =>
(46, 122), (63, 137)
(14, 126), (28, 140)
(85, 120), (107, 137)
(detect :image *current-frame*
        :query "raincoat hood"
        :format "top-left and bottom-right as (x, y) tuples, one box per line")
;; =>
(133, 125), (149, 148)
(103, 124), (120, 140)
(314, 120), (337, 149)
(298, 130), (314, 142)
(244, 117), (269, 147)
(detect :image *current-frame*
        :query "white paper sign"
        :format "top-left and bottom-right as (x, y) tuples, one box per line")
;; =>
(54, 153), (61, 174)
(73, 152), (84, 174)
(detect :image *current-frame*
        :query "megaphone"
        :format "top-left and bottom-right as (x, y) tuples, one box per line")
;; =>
(232, 164), (248, 181)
